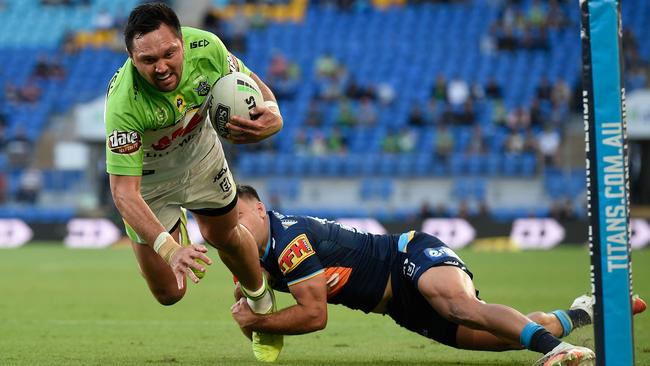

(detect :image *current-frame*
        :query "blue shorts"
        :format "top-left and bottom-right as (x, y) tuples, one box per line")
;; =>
(386, 232), (475, 347)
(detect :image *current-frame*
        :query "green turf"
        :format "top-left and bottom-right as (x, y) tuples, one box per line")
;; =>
(0, 244), (648, 365)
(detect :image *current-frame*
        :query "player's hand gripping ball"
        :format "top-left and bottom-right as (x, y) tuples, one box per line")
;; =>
(208, 72), (264, 140)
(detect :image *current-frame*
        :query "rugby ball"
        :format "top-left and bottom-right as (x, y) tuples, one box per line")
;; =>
(208, 72), (264, 139)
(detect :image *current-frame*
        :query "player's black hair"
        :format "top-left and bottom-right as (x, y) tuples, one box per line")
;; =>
(237, 185), (261, 202)
(124, 2), (182, 53)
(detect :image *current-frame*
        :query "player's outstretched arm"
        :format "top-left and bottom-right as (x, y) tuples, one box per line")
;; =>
(231, 273), (328, 335)
(110, 174), (212, 288)
(227, 72), (283, 144)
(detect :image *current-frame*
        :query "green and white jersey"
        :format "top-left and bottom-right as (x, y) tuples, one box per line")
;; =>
(104, 26), (250, 183)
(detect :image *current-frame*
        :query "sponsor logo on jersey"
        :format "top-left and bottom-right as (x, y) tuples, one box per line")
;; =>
(108, 130), (141, 154)
(227, 53), (240, 72)
(189, 39), (210, 49)
(220, 176), (232, 193)
(151, 108), (203, 151)
(278, 234), (315, 275)
(194, 81), (210, 96)
(175, 95), (185, 111)
(155, 107), (168, 126)
(402, 258), (418, 279)
(281, 219), (297, 229)
(213, 167), (232, 193)
(324, 267), (352, 299)
(424, 247), (460, 261)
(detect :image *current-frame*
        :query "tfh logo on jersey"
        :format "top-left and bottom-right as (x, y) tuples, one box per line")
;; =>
(278, 234), (315, 275)
(108, 130), (141, 154)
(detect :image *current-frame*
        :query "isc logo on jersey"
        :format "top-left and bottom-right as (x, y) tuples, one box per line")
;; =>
(278, 234), (315, 274)
(108, 130), (141, 154)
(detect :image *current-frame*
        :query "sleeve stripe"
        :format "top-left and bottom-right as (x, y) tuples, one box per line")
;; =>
(287, 269), (324, 287)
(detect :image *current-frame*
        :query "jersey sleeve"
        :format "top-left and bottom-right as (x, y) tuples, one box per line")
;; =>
(104, 74), (145, 176)
(274, 230), (324, 286)
(203, 30), (251, 76)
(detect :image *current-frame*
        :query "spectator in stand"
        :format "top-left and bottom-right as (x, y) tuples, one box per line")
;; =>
(344, 77), (365, 100)
(376, 82), (395, 106)
(6, 127), (31, 168)
(536, 76), (553, 101)
(268, 52), (288, 81)
(335, 99), (356, 127)
(357, 96), (378, 126)
(497, 26), (518, 51)
(550, 198), (577, 222)
(466, 125), (486, 155)
(315, 52), (340, 78)
(431, 74), (447, 102)
(526, 0), (546, 28)
(455, 100), (476, 125)
(529, 98), (546, 128)
(16, 168), (43, 204)
(5, 81), (41, 104)
(20, 79), (43, 103)
(475, 200), (492, 222)
(381, 129), (400, 154)
(457, 200), (470, 220)
(424, 98), (442, 125)
(407, 103), (427, 127)
(485, 76), (503, 100)
(249, 5), (269, 30)
(434, 123), (454, 161)
(293, 129), (310, 155)
(546, 0), (570, 29)
(327, 127), (348, 154)
(266, 51), (299, 101)
(305, 98), (324, 127)
(446, 75), (469, 107)
(538, 124), (561, 167)
(418, 201), (434, 221)
(397, 127), (416, 153)
(310, 132), (328, 156)
(492, 99), (508, 127)
(506, 106), (531, 131)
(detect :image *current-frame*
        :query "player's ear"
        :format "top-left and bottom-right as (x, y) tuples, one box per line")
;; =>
(256, 201), (266, 216)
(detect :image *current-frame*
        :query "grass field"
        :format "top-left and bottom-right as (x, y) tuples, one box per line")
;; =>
(0, 244), (648, 366)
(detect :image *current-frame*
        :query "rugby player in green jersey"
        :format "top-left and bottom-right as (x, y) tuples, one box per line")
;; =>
(104, 3), (282, 361)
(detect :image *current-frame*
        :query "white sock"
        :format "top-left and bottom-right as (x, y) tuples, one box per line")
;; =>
(247, 291), (273, 314)
(242, 277), (274, 314)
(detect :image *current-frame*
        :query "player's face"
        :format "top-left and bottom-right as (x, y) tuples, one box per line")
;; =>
(236, 197), (267, 250)
(129, 24), (184, 92)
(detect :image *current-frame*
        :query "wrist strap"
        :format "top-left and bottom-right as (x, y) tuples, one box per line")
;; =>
(153, 232), (181, 264)
(264, 100), (279, 111)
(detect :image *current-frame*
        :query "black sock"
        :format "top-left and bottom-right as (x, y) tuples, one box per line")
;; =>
(567, 309), (592, 328)
(529, 329), (562, 354)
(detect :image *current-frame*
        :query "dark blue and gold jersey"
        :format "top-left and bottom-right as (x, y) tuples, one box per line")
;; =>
(261, 211), (398, 313)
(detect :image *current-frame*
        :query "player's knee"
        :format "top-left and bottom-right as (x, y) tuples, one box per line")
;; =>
(200, 223), (239, 252)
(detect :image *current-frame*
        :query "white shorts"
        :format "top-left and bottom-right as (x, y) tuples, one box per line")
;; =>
(125, 144), (237, 244)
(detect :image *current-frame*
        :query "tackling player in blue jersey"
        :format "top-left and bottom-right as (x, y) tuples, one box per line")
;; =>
(230, 185), (646, 366)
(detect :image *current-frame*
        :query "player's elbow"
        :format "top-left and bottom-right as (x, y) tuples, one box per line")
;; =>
(307, 305), (327, 331)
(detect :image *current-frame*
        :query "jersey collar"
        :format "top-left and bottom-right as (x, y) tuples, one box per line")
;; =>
(261, 219), (272, 262)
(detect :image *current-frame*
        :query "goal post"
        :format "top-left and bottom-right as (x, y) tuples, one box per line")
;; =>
(580, 0), (635, 365)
